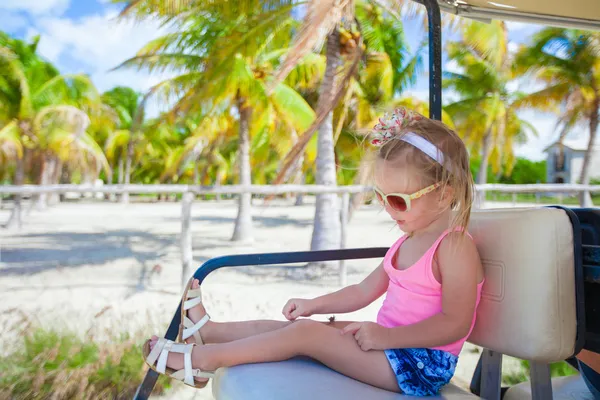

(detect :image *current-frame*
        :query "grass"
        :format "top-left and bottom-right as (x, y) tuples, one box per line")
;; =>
(0, 312), (171, 400)
(502, 360), (578, 386)
(486, 191), (600, 206)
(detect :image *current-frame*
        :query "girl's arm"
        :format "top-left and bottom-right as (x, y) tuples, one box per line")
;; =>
(311, 262), (389, 315)
(380, 233), (483, 349)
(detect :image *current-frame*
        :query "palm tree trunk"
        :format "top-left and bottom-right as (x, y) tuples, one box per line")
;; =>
(118, 157), (124, 184)
(477, 130), (492, 185)
(349, 156), (374, 221)
(231, 96), (253, 242)
(578, 92), (599, 207)
(193, 162), (200, 185)
(121, 141), (133, 204)
(294, 172), (305, 206)
(290, 129), (305, 206)
(36, 153), (57, 210)
(5, 155), (25, 229)
(216, 170), (224, 202)
(310, 30), (342, 254)
(48, 159), (63, 204)
(105, 165), (114, 200)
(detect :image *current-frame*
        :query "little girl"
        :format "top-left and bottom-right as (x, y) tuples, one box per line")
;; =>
(144, 107), (485, 396)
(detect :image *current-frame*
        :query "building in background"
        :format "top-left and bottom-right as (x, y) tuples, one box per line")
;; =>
(545, 138), (600, 184)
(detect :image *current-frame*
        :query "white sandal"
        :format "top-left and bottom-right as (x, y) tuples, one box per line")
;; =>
(178, 277), (210, 344)
(143, 338), (214, 388)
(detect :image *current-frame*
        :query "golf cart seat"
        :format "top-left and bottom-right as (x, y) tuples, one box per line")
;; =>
(211, 207), (587, 399)
(212, 358), (476, 399)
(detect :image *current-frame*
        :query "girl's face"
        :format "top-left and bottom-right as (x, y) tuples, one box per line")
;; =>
(374, 158), (449, 233)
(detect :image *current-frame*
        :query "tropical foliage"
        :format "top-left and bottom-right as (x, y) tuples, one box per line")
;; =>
(444, 20), (536, 184)
(514, 28), (600, 206)
(1, 1), (599, 230)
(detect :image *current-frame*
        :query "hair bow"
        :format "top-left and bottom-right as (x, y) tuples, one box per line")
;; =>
(370, 107), (424, 146)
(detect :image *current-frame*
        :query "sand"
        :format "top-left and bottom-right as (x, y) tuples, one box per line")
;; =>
(0, 197), (525, 399)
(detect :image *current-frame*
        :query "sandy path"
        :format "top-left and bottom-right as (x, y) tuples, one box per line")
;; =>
(0, 198), (523, 399)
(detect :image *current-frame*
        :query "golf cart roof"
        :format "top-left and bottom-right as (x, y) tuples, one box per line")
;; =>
(437, 0), (600, 30)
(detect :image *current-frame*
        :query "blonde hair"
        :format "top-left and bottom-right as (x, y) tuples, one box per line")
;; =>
(372, 113), (474, 231)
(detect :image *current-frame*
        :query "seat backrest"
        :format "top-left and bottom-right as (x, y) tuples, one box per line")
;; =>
(467, 207), (581, 363)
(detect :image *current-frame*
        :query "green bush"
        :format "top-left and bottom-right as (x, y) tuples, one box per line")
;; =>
(470, 157), (547, 184)
(503, 360), (577, 386)
(498, 158), (547, 184)
(0, 327), (170, 399)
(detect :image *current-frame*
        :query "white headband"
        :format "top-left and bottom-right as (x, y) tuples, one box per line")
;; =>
(400, 132), (446, 166)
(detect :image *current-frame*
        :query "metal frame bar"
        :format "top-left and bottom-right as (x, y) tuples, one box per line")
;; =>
(530, 362), (553, 400)
(480, 349), (503, 400)
(133, 247), (388, 399)
(437, 2), (600, 31)
(415, 0), (443, 121)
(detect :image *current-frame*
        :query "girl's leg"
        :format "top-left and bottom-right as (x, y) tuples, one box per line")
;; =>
(205, 319), (353, 343)
(151, 319), (399, 392)
(185, 279), (352, 344)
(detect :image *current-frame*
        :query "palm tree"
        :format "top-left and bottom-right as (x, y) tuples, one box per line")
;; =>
(444, 20), (536, 185)
(115, 3), (313, 241)
(514, 29), (599, 206)
(102, 86), (147, 202)
(271, 1), (424, 254)
(267, 1), (364, 255)
(0, 33), (108, 225)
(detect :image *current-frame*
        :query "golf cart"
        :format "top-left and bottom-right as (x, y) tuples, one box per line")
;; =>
(135, 1), (600, 399)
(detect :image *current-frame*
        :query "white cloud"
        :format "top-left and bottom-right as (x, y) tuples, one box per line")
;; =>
(0, 0), (70, 16)
(0, 10), (29, 32)
(26, 27), (65, 62)
(512, 110), (594, 161)
(29, 8), (175, 100)
(408, 89), (429, 102)
(34, 10), (167, 75)
(506, 21), (542, 37)
(444, 59), (462, 74)
(514, 120), (552, 161)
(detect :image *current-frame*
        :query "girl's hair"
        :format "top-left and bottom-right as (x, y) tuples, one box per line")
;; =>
(372, 111), (474, 231)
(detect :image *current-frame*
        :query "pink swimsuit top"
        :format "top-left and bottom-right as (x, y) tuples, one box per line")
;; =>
(376, 229), (484, 356)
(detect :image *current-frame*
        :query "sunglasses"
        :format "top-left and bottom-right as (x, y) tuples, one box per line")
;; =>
(373, 182), (442, 212)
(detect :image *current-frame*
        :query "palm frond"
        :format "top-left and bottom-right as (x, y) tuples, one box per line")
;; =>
(33, 74), (100, 109)
(104, 129), (131, 160)
(270, 48), (362, 186)
(270, 0), (352, 89)
(0, 46), (33, 118)
(0, 120), (23, 158)
(511, 83), (570, 112)
(270, 82), (316, 132)
(284, 52), (326, 91)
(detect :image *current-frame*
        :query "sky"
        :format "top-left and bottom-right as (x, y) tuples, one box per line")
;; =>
(1, 0), (595, 161)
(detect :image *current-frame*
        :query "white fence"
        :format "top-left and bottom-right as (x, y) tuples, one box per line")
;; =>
(1, 183), (599, 285)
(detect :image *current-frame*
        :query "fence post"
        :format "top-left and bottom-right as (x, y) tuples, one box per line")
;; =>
(475, 188), (486, 209)
(181, 191), (194, 289)
(511, 193), (517, 207)
(339, 192), (350, 287)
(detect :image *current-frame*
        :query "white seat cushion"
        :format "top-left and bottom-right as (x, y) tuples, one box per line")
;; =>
(212, 358), (478, 399)
(503, 374), (595, 400)
(467, 208), (577, 362)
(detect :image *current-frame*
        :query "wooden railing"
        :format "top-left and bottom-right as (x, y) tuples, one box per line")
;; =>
(2, 183), (599, 285)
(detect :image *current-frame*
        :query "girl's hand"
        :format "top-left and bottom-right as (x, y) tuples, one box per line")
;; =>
(282, 298), (315, 321)
(341, 322), (390, 351)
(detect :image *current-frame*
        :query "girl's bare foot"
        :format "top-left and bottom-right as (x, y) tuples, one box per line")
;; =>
(148, 335), (214, 384)
(182, 279), (213, 344)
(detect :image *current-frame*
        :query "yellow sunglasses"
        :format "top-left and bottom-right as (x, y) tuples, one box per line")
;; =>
(373, 182), (441, 212)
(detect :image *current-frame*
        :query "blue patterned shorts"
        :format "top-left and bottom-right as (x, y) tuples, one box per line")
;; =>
(383, 348), (458, 396)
